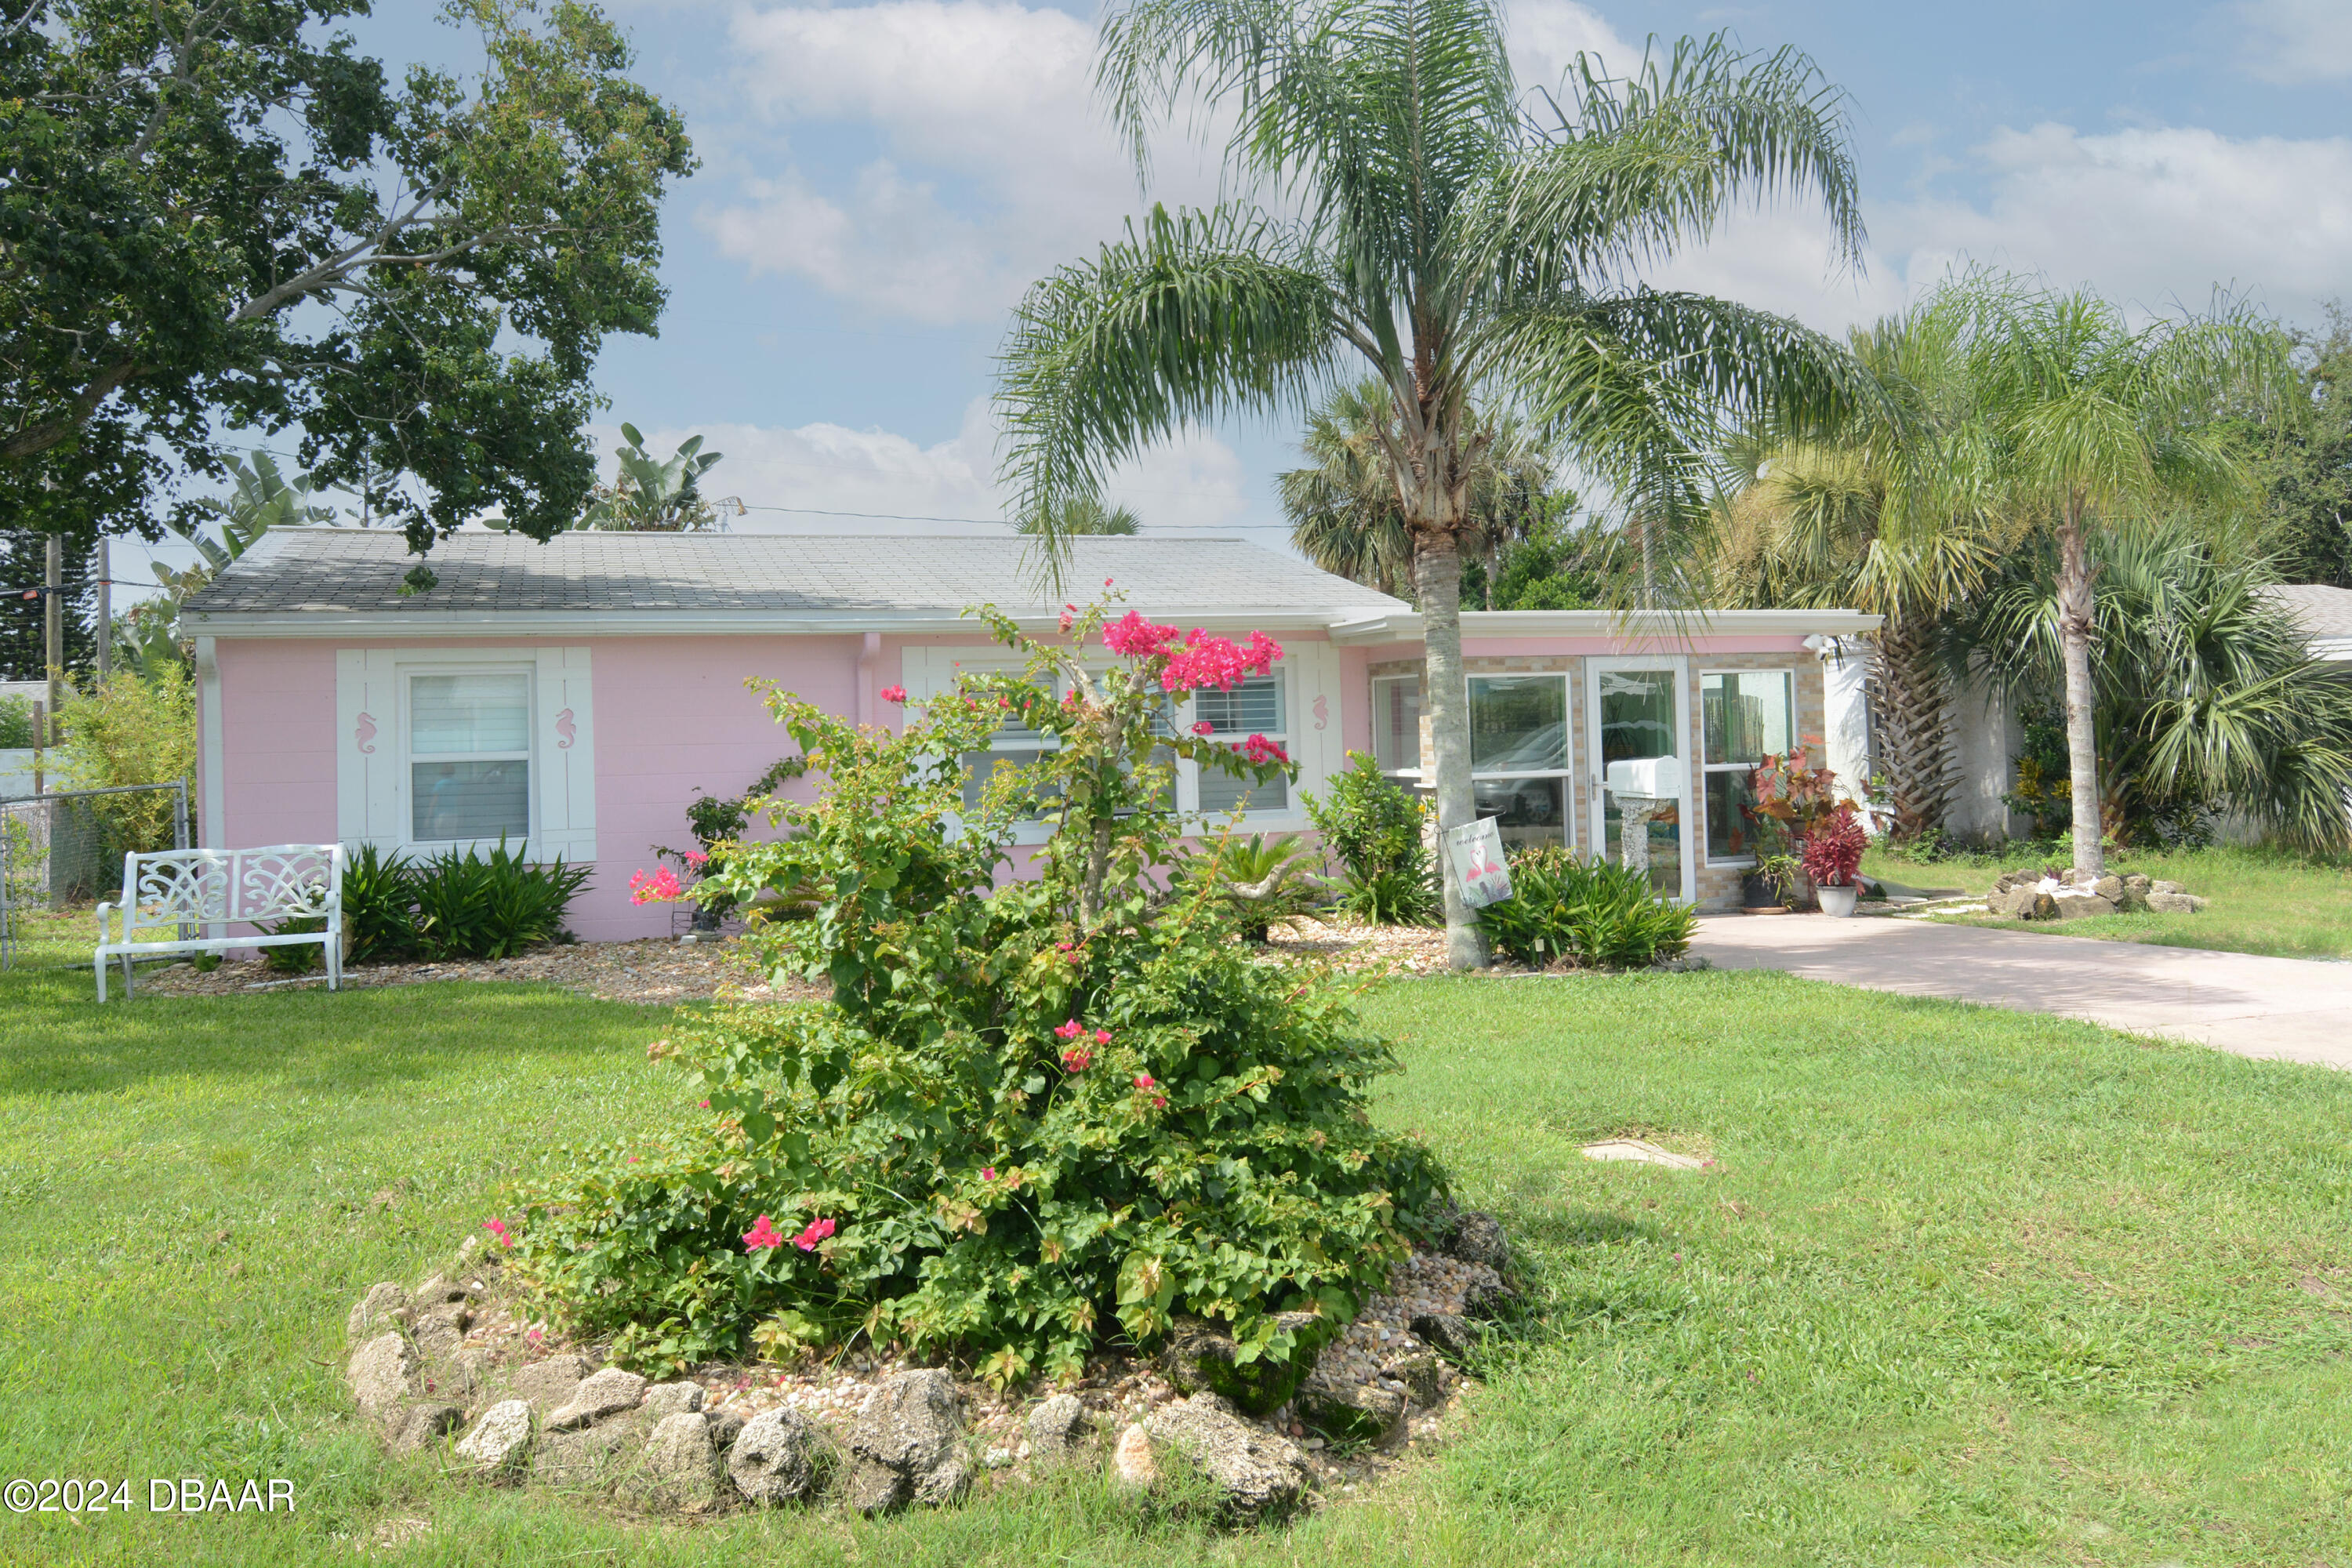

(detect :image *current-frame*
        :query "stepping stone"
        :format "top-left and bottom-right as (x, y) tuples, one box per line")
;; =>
(1580, 1138), (1705, 1171)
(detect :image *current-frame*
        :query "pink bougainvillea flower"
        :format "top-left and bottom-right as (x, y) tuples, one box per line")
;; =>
(982, 1167), (997, 1181)
(1103, 610), (1181, 659)
(1054, 1018), (1083, 1039)
(628, 866), (684, 904)
(699, 1099), (710, 1109)
(1238, 733), (1291, 767)
(1134, 1073), (1154, 1089)
(1061, 1046), (1091, 1073)
(880, 684), (908, 704)
(524, 1326), (544, 1347)
(1059, 605), (1076, 633)
(681, 848), (708, 866)
(793, 1217), (836, 1251)
(1152, 1094), (1167, 1108)
(742, 1214), (785, 1252)
(1094, 1029), (1112, 1044)
(482, 1218), (514, 1249)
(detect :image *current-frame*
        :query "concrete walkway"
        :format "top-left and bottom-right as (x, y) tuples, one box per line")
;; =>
(1692, 913), (2352, 1070)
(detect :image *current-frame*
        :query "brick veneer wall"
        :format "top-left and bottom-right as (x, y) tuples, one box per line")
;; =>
(1380, 648), (1827, 910)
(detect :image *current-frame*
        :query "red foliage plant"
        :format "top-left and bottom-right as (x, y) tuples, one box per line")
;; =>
(1800, 808), (1867, 888)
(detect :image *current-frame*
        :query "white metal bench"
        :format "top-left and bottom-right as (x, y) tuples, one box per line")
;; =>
(94, 845), (345, 1001)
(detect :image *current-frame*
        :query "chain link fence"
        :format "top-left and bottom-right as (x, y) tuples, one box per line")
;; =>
(0, 782), (190, 971)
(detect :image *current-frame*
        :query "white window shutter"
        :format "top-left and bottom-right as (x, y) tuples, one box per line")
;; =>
(336, 649), (403, 849)
(533, 647), (597, 863)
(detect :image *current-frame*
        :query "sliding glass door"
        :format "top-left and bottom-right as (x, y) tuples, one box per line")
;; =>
(1584, 657), (1693, 902)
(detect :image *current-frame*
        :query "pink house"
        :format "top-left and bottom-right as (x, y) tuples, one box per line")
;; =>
(183, 531), (1877, 937)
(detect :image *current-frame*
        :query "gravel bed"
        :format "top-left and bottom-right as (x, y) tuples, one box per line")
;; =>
(131, 936), (825, 1006)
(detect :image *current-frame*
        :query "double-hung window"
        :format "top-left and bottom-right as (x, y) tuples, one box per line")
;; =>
(1192, 673), (1287, 813)
(962, 705), (1059, 818)
(1468, 674), (1572, 851)
(1699, 669), (1794, 862)
(408, 671), (532, 844)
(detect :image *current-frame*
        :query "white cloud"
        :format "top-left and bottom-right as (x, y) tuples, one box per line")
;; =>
(703, 0), (1225, 322)
(1886, 123), (2352, 323)
(595, 402), (1263, 535)
(1506, 0), (1636, 98)
(2234, 0), (2352, 83)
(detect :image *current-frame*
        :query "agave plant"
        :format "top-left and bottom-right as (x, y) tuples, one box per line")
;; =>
(1185, 831), (1327, 942)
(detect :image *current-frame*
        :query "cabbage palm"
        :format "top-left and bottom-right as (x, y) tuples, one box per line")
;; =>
(1014, 495), (1143, 535)
(1936, 280), (2293, 874)
(998, 0), (1871, 966)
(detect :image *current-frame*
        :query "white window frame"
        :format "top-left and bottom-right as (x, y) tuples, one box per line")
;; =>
(1466, 671), (1577, 851)
(1698, 666), (1795, 868)
(337, 645), (595, 865)
(1188, 670), (1293, 820)
(1370, 673), (1424, 779)
(402, 663), (537, 851)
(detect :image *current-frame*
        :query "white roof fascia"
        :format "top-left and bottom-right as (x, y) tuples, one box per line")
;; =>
(1326, 608), (1886, 644)
(183, 606), (1390, 640)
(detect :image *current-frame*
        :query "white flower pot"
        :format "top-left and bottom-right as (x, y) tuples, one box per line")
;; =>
(1817, 884), (1859, 918)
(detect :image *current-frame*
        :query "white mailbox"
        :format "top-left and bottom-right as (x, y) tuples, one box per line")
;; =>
(1605, 755), (1684, 800)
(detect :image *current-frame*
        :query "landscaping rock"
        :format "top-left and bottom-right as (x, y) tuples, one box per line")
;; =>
(2147, 891), (2207, 913)
(546, 1367), (647, 1431)
(1111, 1424), (1157, 1489)
(727, 1407), (818, 1505)
(643, 1381), (706, 1421)
(2050, 891), (2118, 920)
(1143, 1392), (1314, 1519)
(411, 1300), (471, 1365)
(1408, 1312), (1480, 1364)
(1293, 1370), (1406, 1444)
(705, 1408), (747, 1450)
(1160, 1312), (1322, 1417)
(1025, 1392), (1091, 1458)
(387, 1401), (464, 1454)
(455, 1399), (534, 1473)
(412, 1272), (470, 1306)
(844, 1369), (970, 1512)
(2151, 879), (2186, 895)
(509, 1355), (586, 1415)
(347, 1283), (409, 1345)
(2090, 874), (2123, 903)
(627, 1412), (728, 1513)
(1386, 1351), (1449, 1406)
(1443, 1210), (1512, 1271)
(532, 1417), (640, 1489)
(840, 1457), (909, 1514)
(347, 1331), (420, 1422)
(1461, 1270), (1517, 1319)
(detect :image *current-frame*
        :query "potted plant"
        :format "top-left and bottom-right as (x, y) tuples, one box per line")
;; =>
(1747, 851), (1803, 912)
(1801, 808), (1867, 917)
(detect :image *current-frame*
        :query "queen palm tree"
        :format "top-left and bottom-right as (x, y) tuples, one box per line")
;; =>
(997, 0), (1871, 967)
(1937, 279), (2294, 875)
(1713, 307), (2013, 834)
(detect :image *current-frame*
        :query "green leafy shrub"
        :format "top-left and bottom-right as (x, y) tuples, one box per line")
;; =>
(1304, 753), (1435, 924)
(1476, 847), (1698, 967)
(0, 694), (33, 749)
(55, 668), (195, 857)
(510, 597), (1450, 1388)
(409, 840), (588, 960)
(1182, 831), (1325, 942)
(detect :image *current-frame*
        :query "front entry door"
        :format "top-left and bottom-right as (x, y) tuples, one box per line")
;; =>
(1584, 657), (1694, 903)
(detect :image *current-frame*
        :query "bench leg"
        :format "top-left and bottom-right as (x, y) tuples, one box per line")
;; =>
(95, 952), (107, 1004)
(122, 952), (136, 1002)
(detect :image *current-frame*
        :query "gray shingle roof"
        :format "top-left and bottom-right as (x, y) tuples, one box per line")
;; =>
(181, 530), (1407, 622)
(2266, 583), (2352, 642)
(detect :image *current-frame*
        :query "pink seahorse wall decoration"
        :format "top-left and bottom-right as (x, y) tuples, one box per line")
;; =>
(555, 708), (576, 749)
(1312, 694), (1330, 731)
(354, 712), (377, 754)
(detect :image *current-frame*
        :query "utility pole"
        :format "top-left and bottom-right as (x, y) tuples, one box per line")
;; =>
(43, 533), (62, 742)
(94, 537), (111, 684)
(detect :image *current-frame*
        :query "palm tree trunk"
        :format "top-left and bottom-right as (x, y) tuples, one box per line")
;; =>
(2056, 508), (2104, 875)
(1871, 618), (1955, 838)
(1414, 533), (1487, 969)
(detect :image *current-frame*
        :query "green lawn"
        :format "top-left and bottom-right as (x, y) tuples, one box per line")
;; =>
(1862, 842), (2352, 960)
(6, 959), (2352, 1565)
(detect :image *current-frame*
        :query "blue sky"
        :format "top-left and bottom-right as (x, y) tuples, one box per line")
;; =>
(145, 0), (2352, 575)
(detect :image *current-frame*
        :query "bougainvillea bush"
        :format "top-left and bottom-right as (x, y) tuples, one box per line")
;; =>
(507, 595), (1449, 1385)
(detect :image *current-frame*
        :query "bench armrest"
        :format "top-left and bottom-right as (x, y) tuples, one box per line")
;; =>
(94, 902), (115, 947)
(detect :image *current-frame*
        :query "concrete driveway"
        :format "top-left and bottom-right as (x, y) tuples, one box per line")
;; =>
(1692, 913), (2352, 1070)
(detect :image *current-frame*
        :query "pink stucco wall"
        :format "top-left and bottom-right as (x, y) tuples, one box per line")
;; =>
(213, 634), (884, 942)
